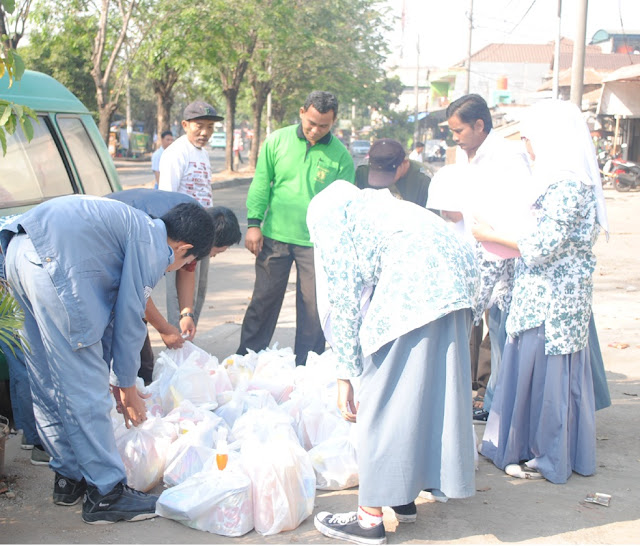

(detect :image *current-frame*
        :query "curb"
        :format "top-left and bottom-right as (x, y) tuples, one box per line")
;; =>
(211, 177), (252, 190)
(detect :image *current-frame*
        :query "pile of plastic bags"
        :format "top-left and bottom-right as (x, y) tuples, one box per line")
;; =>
(111, 342), (358, 537)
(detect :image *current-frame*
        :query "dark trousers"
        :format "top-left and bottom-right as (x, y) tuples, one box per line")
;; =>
(469, 316), (491, 396)
(237, 237), (326, 365)
(138, 327), (154, 385)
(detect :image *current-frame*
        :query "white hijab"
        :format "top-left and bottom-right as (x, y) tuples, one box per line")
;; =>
(520, 100), (609, 237)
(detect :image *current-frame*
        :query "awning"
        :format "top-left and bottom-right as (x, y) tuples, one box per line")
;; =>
(597, 64), (640, 117)
(407, 111), (429, 122)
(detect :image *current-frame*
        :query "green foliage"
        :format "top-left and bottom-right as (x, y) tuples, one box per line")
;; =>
(19, 3), (97, 112)
(0, 0), (36, 154)
(0, 280), (25, 355)
(372, 108), (415, 147)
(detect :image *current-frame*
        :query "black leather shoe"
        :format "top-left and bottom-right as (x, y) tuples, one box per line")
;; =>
(82, 482), (158, 524)
(53, 472), (87, 506)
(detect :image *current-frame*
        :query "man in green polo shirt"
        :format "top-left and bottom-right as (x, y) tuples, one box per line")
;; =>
(238, 91), (355, 365)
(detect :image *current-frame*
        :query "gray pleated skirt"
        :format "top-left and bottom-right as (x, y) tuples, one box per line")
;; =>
(356, 309), (476, 507)
(480, 324), (596, 484)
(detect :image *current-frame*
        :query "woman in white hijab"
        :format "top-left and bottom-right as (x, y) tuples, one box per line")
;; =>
(471, 100), (608, 483)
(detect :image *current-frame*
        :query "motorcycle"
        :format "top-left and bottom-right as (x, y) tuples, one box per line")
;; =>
(612, 159), (640, 192)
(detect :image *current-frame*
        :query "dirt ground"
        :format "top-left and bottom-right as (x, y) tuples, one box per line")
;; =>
(1, 185), (639, 544)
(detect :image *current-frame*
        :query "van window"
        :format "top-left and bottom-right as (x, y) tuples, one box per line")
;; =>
(0, 115), (74, 207)
(57, 116), (113, 196)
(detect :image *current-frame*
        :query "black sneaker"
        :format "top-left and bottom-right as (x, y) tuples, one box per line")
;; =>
(53, 472), (87, 506)
(314, 511), (386, 545)
(30, 445), (51, 466)
(473, 408), (489, 422)
(390, 501), (417, 523)
(82, 482), (158, 524)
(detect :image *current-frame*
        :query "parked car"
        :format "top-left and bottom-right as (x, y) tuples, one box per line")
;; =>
(209, 132), (226, 150)
(0, 70), (122, 218)
(350, 139), (371, 156)
(0, 69), (122, 404)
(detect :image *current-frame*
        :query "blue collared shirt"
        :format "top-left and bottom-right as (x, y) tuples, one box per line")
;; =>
(0, 195), (174, 387)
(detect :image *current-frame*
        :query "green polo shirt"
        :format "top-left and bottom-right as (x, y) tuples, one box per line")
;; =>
(246, 124), (355, 246)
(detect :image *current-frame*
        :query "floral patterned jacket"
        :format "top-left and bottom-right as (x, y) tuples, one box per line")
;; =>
(507, 180), (599, 355)
(308, 182), (479, 378)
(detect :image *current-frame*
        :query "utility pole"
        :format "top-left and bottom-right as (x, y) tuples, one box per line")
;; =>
(570, 0), (588, 108)
(552, 0), (562, 99)
(414, 35), (420, 145)
(465, 0), (474, 94)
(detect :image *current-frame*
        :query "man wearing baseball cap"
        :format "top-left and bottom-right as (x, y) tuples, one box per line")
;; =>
(158, 100), (224, 337)
(355, 138), (432, 207)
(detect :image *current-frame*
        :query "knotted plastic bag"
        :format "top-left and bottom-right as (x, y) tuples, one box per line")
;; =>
(156, 467), (253, 537)
(116, 415), (177, 492)
(309, 424), (359, 490)
(240, 429), (316, 536)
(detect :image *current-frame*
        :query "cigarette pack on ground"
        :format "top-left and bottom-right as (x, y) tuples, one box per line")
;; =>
(585, 492), (611, 507)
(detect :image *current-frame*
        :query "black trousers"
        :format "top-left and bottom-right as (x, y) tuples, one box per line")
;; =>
(237, 237), (326, 365)
(138, 329), (154, 385)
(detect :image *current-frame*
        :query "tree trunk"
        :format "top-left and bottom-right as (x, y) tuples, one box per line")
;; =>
(97, 102), (117, 143)
(222, 88), (237, 172)
(153, 67), (179, 138)
(249, 78), (270, 169)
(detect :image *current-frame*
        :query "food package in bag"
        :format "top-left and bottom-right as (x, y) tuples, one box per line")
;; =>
(248, 346), (296, 403)
(282, 393), (346, 450)
(240, 433), (316, 536)
(116, 415), (177, 492)
(163, 445), (216, 487)
(309, 424), (359, 490)
(152, 350), (178, 383)
(163, 341), (217, 369)
(156, 467), (253, 537)
(231, 407), (298, 446)
(222, 352), (258, 389)
(215, 389), (278, 429)
(164, 412), (225, 471)
(168, 353), (219, 409)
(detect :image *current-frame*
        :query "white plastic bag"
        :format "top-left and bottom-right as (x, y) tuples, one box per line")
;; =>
(215, 389), (277, 429)
(248, 346), (296, 403)
(163, 445), (216, 487)
(116, 415), (176, 492)
(240, 433), (316, 536)
(156, 467), (253, 537)
(221, 352), (258, 389)
(282, 393), (346, 450)
(168, 353), (219, 409)
(309, 425), (359, 490)
(164, 412), (225, 472)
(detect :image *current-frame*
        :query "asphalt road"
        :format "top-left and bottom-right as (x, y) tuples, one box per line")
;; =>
(115, 148), (229, 187)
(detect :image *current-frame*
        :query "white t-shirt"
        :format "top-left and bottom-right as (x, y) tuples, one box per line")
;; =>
(158, 135), (212, 207)
(151, 146), (165, 173)
(455, 130), (534, 258)
(408, 149), (424, 162)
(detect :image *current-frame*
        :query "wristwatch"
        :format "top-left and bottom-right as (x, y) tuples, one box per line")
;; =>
(180, 312), (195, 319)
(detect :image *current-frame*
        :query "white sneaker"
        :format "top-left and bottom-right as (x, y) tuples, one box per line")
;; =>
(505, 463), (544, 480)
(419, 489), (448, 503)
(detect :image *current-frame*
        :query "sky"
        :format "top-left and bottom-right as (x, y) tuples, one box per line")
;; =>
(385, 0), (640, 68)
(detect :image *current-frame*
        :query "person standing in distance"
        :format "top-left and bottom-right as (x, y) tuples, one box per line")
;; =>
(152, 131), (174, 189)
(408, 141), (425, 162)
(158, 100), (223, 335)
(238, 90), (355, 366)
